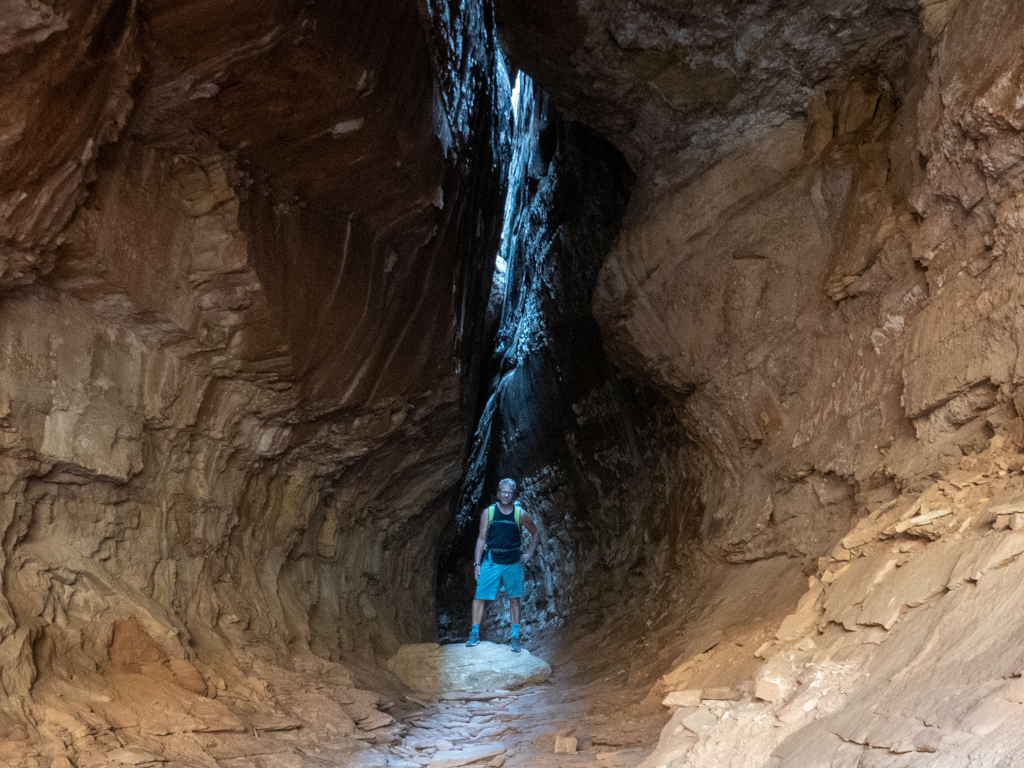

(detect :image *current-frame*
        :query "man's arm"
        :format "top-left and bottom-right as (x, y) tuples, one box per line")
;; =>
(520, 509), (539, 563)
(473, 510), (488, 581)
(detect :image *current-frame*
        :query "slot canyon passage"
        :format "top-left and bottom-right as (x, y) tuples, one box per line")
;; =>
(12, 0), (1024, 766)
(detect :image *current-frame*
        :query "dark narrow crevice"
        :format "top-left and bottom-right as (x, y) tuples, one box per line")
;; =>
(435, 70), (700, 646)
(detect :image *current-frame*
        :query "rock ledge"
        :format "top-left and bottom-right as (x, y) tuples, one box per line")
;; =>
(387, 642), (551, 693)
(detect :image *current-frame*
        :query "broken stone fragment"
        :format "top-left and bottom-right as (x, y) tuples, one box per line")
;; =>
(662, 689), (702, 708)
(700, 687), (741, 701)
(358, 712), (395, 731)
(831, 544), (852, 562)
(658, 706), (696, 747)
(776, 577), (825, 642)
(554, 736), (577, 754)
(893, 508), (953, 534)
(428, 744), (504, 768)
(775, 694), (820, 724)
(754, 678), (785, 703)
(681, 708), (719, 734)
(795, 636), (816, 652)
(821, 563), (850, 585)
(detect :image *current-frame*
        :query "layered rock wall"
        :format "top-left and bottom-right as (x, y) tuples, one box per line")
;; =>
(0, 0), (508, 763)
(496, 0), (1024, 764)
(590, 0), (1024, 565)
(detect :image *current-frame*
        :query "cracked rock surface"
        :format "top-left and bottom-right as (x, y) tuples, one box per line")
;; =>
(8, 0), (1024, 765)
(0, 0), (507, 764)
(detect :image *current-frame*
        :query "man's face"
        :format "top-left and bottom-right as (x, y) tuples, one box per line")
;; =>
(498, 485), (514, 505)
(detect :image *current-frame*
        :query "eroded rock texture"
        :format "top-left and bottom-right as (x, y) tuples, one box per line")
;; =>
(439, 76), (706, 645)
(0, 0), (507, 764)
(490, 0), (1024, 764)
(9, 0), (1024, 764)
(494, 0), (921, 174)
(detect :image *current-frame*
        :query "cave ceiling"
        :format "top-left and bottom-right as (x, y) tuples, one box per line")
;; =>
(495, 0), (923, 174)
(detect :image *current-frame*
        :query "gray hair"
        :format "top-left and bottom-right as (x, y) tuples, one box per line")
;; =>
(498, 478), (517, 493)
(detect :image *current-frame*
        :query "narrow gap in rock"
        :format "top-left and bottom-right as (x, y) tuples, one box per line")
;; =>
(8, 0), (1024, 765)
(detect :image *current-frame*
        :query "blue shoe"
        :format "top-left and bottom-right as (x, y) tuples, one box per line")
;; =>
(510, 635), (521, 653)
(466, 630), (480, 647)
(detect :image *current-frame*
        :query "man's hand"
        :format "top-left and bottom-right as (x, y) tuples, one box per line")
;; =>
(474, 564), (481, 582)
(520, 553), (531, 565)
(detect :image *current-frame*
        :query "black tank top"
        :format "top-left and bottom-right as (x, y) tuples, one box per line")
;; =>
(485, 504), (522, 565)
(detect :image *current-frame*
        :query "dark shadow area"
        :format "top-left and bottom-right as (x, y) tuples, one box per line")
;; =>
(434, 77), (703, 645)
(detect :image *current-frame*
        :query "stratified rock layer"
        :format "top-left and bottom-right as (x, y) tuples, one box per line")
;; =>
(465, 0), (1024, 765)
(0, 0), (507, 764)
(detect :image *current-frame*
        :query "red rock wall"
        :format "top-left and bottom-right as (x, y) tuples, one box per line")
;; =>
(0, 0), (507, 762)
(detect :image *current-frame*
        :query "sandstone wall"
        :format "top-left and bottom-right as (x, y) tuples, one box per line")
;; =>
(591, 0), (1024, 563)
(481, 0), (1024, 764)
(0, 0), (508, 764)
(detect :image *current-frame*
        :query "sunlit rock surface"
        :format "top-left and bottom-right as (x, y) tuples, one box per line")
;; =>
(387, 642), (551, 693)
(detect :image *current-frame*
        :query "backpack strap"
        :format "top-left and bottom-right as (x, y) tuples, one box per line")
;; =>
(514, 503), (521, 529)
(487, 504), (495, 524)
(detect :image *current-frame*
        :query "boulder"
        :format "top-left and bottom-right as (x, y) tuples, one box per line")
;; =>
(387, 642), (551, 693)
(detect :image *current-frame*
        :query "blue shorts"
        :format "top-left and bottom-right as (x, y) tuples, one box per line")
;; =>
(475, 557), (524, 600)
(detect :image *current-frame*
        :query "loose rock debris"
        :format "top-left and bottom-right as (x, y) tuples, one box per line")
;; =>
(640, 437), (1024, 767)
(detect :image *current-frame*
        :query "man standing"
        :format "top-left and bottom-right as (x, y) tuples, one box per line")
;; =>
(466, 478), (538, 652)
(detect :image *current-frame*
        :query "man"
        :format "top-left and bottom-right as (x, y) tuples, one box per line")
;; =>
(465, 478), (538, 652)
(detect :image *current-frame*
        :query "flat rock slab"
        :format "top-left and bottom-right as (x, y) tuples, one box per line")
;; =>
(387, 642), (551, 693)
(428, 743), (505, 768)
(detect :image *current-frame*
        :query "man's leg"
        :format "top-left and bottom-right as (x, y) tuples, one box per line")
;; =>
(509, 597), (522, 652)
(470, 562), (499, 646)
(506, 563), (526, 652)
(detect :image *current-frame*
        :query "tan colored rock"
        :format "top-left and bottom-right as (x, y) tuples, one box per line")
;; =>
(821, 563), (851, 585)
(831, 545), (852, 562)
(107, 748), (167, 765)
(429, 744), (504, 768)
(439, 690), (511, 701)
(554, 736), (577, 754)
(701, 687), (741, 701)
(658, 706), (698, 748)
(776, 578), (825, 642)
(754, 678), (785, 703)
(682, 708), (719, 734)
(387, 643), (550, 693)
(169, 659), (208, 696)
(856, 541), (960, 629)
(822, 553), (898, 630)
(894, 507), (953, 533)
(358, 713), (394, 731)
(663, 689), (702, 708)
